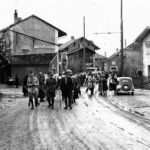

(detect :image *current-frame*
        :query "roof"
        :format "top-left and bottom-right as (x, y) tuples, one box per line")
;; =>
(95, 53), (106, 59)
(117, 77), (132, 81)
(59, 38), (80, 51)
(0, 15), (67, 37)
(10, 53), (56, 65)
(108, 41), (141, 60)
(125, 42), (141, 51)
(135, 26), (150, 43)
(59, 37), (100, 51)
(108, 52), (119, 60)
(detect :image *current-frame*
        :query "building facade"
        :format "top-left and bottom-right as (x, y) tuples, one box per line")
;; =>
(59, 37), (100, 73)
(135, 26), (150, 77)
(108, 43), (142, 77)
(0, 10), (66, 83)
(94, 53), (107, 71)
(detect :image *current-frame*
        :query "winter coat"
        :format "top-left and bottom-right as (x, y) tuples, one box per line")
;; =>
(46, 77), (56, 97)
(108, 77), (118, 91)
(27, 76), (39, 98)
(60, 76), (73, 97)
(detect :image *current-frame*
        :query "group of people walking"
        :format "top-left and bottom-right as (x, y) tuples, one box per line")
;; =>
(22, 70), (82, 110)
(22, 69), (118, 110)
(85, 72), (118, 96)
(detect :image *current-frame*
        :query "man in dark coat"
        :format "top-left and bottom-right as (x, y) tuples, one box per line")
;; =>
(46, 71), (56, 109)
(72, 74), (79, 103)
(22, 75), (28, 96)
(15, 74), (19, 88)
(38, 72), (45, 102)
(60, 70), (74, 109)
(108, 73), (118, 91)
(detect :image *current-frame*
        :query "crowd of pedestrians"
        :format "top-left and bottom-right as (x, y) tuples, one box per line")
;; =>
(22, 69), (118, 110)
(85, 71), (118, 96)
(22, 69), (85, 110)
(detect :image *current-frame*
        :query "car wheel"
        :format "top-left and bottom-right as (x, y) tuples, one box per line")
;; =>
(131, 92), (134, 95)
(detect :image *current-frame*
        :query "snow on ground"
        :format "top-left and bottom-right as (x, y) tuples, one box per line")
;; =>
(0, 85), (150, 149)
(103, 88), (150, 119)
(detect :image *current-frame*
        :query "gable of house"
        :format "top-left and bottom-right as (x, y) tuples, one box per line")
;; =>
(59, 37), (99, 54)
(12, 16), (58, 44)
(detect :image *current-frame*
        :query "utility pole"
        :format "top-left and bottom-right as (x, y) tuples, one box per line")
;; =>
(83, 16), (86, 72)
(120, 0), (124, 76)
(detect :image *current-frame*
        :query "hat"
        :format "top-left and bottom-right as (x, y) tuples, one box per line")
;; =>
(66, 69), (72, 75)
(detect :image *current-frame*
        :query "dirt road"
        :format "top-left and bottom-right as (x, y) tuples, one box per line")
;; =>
(0, 89), (150, 150)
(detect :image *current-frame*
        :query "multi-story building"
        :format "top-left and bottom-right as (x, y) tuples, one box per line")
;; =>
(135, 26), (150, 77)
(59, 36), (100, 73)
(0, 10), (66, 83)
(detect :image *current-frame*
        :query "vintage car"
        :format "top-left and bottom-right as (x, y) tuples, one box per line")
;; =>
(115, 77), (134, 95)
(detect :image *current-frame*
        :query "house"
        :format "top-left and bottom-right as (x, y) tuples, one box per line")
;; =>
(58, 36), (100, 73)
(135, 26), (150, 77)
(94, 53), (107, 71)
(107, 49), (120, 73)
(123, 42), (142, 76)
(0, 10), (66, 83)
(108, 43), (142, 77)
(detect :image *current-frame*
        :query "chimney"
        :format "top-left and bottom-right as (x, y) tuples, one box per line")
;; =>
(14, 10), (18, 23)
(71, 36), (74, 40)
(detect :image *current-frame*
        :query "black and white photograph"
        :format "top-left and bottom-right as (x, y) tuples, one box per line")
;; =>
(0, 0), (150, 149)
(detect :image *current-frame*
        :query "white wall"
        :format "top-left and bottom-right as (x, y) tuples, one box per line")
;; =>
(55, 29), (58, 52)
(143, 34), (150, 76)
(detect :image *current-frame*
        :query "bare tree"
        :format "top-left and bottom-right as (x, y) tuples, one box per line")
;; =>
(0, 37), (11, 66)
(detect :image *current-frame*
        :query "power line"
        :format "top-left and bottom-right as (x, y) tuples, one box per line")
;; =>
(94, 32), (120, 34)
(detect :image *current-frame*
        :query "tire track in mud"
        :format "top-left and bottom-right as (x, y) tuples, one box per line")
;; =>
(77, 96), (111, 150)
(29, 91), (150, 150)
(36, 102), (91, 150)
(50, 108), (92, 150)
(9, 106), (34, 150)
(96, 93), (150, 129)
(34, 99), (97, 149)
(85, 93), (150, 150)
(29, 108), (42, 149)
(79, 94), (142, 150)
(0, 99), (34, 150)
(33, 104), (55, 149)
(59, 97), (108, 150)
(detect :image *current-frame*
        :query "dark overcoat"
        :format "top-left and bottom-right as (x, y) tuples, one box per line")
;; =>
(46, 77), (56, 97)
(60, 76), (73, 97)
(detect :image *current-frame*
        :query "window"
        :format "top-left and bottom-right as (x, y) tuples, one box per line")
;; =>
(22, 49), (29, 53)
(145, 41), (150, 48)
(110, 66), (117, 71)
(111, 61), (116, 65)
(145, 41), (150, 55)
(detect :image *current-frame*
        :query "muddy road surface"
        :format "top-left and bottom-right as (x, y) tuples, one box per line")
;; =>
(0, 90), (150, 150)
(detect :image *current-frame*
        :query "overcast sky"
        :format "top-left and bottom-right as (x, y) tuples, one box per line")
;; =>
(0, 0), (150, 56)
